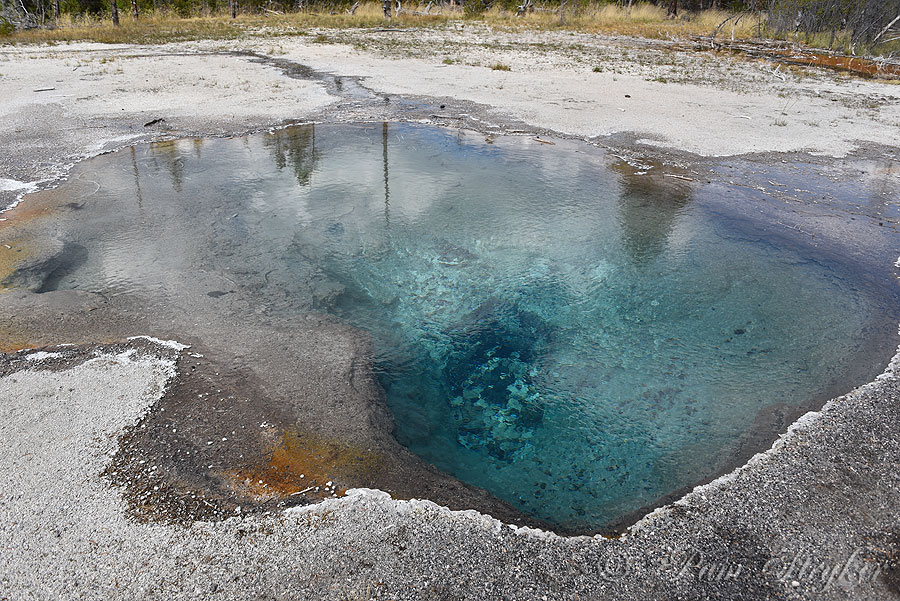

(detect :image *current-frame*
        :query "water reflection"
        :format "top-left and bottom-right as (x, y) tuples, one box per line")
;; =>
(382, 122), (390, 226)
(129, 146), (144, 210)
(264, 125), (319, 187)
(151, 140), (185, 193)
(614, 162), (692, 264)
(862, 158), (900, 222)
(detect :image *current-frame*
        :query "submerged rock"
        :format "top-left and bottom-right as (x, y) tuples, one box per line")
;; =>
(442, 298), (550, 462)
(1, 238), (87, 293)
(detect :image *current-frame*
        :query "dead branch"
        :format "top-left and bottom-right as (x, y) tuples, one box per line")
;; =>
(17, 0), (32, 19)
(873, 13), (900, 45)
(712, 11), (747, 41)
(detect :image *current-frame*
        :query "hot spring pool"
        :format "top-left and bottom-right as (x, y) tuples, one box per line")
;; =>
(25, 123), (899, 531)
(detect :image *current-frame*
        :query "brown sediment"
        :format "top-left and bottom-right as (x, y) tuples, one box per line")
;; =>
(102, 344), (389, 524)
(223, 427), (382, 502)
(0, 332), (40, 353)
(0, 188), (69, 290)
(0, 187), (65, 228)
(0, 323), (122, 353)
(0, 241), (33, 291)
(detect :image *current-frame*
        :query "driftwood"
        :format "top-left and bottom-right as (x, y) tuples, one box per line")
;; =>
(689, 36), (900, 79)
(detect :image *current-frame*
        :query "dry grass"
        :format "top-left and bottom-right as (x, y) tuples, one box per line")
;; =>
(481, 4), (760, 38)
(4, 13), (247, 44)
(1, 6), (447, 45)
(0, 3), (764, 45)
(2, 2), (894, 57)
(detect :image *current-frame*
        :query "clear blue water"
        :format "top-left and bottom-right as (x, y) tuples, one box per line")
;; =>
(41, 123), (898, 531)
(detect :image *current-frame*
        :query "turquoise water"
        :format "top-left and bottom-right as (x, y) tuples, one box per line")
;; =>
(41, 123), (898, 531)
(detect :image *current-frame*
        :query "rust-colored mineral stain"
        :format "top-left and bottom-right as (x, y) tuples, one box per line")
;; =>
(0, 241), (32, 291)
(0, 189), (68, 290)
(226, 428), (382, 502)
(0, 189), (64, 229)
(769, 49), (900, 78)
(0, 333), (36, 353)
(688, 38), (900, 80)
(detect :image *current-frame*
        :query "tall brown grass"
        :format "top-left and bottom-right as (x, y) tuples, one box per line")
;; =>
(482, 4), (760, 37)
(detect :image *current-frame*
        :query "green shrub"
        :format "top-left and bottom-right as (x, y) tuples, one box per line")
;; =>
(0, 17), (15, 36)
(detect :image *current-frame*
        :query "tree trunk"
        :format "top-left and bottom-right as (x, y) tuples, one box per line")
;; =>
(667, 0), (677, 18)
(53, 0), (59, 22)
(110, 0), (119, 24)
(382, 0), (391, 18)
(131, 0), (138, 19)
(231, 0), (236, 18)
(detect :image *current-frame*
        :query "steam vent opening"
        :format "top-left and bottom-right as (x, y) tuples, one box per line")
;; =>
(16, 122), (900, 533)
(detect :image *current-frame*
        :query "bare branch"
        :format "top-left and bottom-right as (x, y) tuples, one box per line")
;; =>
(873, 13), (900, 45)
